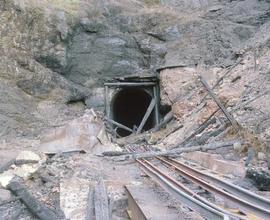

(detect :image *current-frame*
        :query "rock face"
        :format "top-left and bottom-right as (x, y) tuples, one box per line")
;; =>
(0, 0), (270, 140)
(65, 4), (167, 87)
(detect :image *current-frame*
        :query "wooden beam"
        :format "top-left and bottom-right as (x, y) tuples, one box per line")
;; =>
(104, 82), (155, 87)
(105, 140), (240, 160)
(153, 86), (160, 125)
(94, 180), (110, 220)
(85, 187), (95, 220)
(7, 181), (60, 220)
(199, 76), (239, 129)
(105, 118), (133, 133)
(136, 98), (156, 134)
(105, 86), (109, 118)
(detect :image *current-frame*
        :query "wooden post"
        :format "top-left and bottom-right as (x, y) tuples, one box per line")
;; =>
(153, 86), (160, 126)
(105, 86), (109, 118)
(136, 98), (156, 134)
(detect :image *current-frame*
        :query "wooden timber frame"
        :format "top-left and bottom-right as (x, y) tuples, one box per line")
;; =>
(104, 75), (160, 137)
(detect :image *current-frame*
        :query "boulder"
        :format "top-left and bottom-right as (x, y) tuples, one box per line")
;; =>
(16, 151), (41, 164)
(40, 110), (109, 154)
(246, 167), (270, 191)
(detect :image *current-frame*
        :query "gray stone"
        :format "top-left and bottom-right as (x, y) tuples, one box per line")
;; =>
(56, 11), (69, 40)
(164, 25), (180, 41)
(246, 167), (270, 191)
(0, 189), (12, 202)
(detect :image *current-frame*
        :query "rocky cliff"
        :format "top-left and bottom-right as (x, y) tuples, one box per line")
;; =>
(0, 0), (270, 141)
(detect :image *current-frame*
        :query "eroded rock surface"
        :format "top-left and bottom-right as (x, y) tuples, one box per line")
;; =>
(1, 0), (270, 140)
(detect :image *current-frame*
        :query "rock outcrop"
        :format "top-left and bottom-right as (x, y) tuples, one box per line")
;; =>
(0, 0), (270, 140)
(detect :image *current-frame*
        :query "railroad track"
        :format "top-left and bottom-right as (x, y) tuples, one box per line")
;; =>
(127, 146), (270, 220)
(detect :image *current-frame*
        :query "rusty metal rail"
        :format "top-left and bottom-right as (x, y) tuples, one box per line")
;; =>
(136, 158), (232, 220)
(157, 156), (270, 219)
(125, 186), (147, 220)
(126, 147), (240, 220)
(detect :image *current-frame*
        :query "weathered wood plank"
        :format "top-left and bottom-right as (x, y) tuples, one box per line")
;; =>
(7, 181), (59, 220)
(106, 140), (239, 160)
(199, 76), (238, 128)
(105, 118), (133, 133)
(85, 186), (95, 220)
(94, 180), (110, 220)
(136, 98), (156, 134)
(153, 86), (160, 125)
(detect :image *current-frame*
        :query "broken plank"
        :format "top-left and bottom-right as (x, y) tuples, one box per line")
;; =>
(132, 140), (239, 159)
(94, 179), (110, 220)
(105, 118), (133, 133)
(136, 98), (156, 134)
(199, 76), (239, 129)
(110, 140), (240, 160)
(85, 186), (95, 220)
(133, 140), (239, 159)
(7, 181), (59, 220)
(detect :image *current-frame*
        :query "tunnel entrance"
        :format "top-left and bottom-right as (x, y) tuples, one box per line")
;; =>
(112, 88), (155, 137)
(104, 77), (160, 138)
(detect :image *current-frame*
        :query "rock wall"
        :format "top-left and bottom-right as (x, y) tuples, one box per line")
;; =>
(0, 0), (270, 140)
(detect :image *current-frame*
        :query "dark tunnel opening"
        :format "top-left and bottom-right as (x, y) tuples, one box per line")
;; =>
(112, 88), (155, 137)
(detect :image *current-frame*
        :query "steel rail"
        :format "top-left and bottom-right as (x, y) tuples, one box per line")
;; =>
(125, 186), (147, 220)
(125, 147), (238, 220)
(158, 157), (270, 219)
(137, 159), (231, 220)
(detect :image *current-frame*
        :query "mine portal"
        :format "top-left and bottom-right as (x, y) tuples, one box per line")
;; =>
(104, 76), (160, 137)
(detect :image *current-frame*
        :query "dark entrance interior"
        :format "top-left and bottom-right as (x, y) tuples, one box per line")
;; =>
(112, 88), (155, 137)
